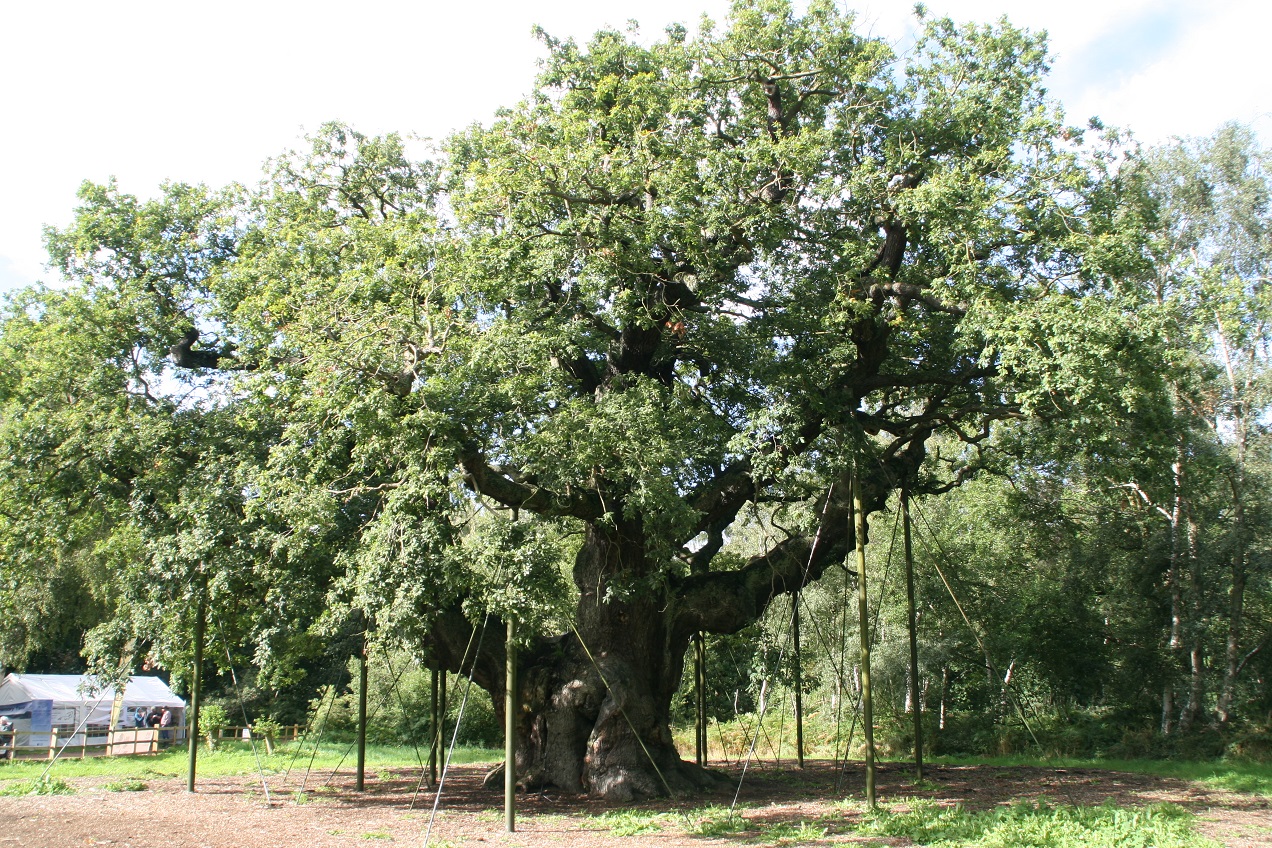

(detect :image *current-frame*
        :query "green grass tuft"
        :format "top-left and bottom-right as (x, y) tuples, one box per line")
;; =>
(759, 820), (829, 843)
(0, 776), (76, 796)
(585, 808), (666, 836)
(102, 778), (147, 792)
(686, 804), (753, 837)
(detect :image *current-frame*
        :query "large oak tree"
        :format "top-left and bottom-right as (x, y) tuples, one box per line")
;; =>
(3, 0), (1153, 799)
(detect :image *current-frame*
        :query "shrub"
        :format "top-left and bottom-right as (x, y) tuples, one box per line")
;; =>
(198, 704), (230, 750)
(251, 717), (283, 755)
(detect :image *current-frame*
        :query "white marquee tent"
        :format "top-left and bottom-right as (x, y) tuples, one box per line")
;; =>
(0, 673), (186, 747)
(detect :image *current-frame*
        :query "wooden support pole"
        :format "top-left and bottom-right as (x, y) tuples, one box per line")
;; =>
(793, 591), (804, 769)
(694, 631), (706, 766)
(429, 666), (439, 786)
(356, 645), (368, 792)
(505, 617), (517, 833)
(902, 487), (924, 781)
(439, 669), (448, 776)
(187, 593), (205, 792)
(854, 473), (876, 808)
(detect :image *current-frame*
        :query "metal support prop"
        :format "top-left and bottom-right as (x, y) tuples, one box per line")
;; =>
(793, 590), (804, 769)
(694, 631), (707, 766)
(187, 593), (205, 793)
(439, 672), (447, 760)
(356, 645), (368, 791)
(429, 666), (439, 786)
(505, 617), (517, 833)
(854, 474), (876, 808)
(902, 487), (924, 780)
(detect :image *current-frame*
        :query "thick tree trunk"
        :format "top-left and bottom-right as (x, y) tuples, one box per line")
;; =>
(479, 519), (720, 801)
(1162, 453), (1185, 736)
(1217, 472), (1248, 726)
(1180, 507), (1205, 733)
(1215, 323), (1250, 727)
(1217, 565), (1247, 725)
(437, 463), (901, 801)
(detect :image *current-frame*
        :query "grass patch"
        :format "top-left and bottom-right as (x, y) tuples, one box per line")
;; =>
(0, 776), (76, 796)
(102, 778), (147, 792)
(0, 742), (498, 784)
(857, 798), (1219, 847)
(686, 804), (753, 837)
(759, 820), (829, 843)
(1107, 759), (1272, 797)
(584, 808), (666, 836)
(360, 830), (393, 840)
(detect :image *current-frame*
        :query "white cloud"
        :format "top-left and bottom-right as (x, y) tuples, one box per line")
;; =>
(1078, 3), (1272, 143)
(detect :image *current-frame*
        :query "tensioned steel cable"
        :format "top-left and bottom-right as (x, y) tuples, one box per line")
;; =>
(38, 685), (114, 782)
(905, 491), (1085, 808)
(410, 616), (483, 810)
(213, 614), (272, 803)
(291, 682), (340, 790)
(729, 483), (837, 815)
(320, 645), (414, 790)
(379, 647), (427, 784)
(421, 613), (490, 846)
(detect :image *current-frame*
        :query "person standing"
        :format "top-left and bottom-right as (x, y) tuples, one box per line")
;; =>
(0, 715), (14, 760)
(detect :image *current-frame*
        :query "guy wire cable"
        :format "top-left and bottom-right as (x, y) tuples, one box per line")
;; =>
(378, 646), (428, 783)
(835, 497), (901, 790)
(792, 492), (900, 779)
(410, 614), (482, 810)
(720, 640), (775, 765)
(569, 620), (740, 837)
(907, 492), (1083, 808)
(729, 481), (837, 815)
(38, 685), (115, 782)
(421, 613), (491, 846)
(321, 646), (414, 790)
(568, 621), (675, 798)
(907, 496), (1043, 749)
(213, 613), (272, 803)
(294, 681), (340, 791)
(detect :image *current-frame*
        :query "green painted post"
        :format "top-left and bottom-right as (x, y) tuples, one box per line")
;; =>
(505, 617), (516, 833)
(429, 666), (439, 786)
(186, 594), (205, 793)
(902, 487), (924, 781)
(695, 632), (706, 766)
(854, 475), (876, 808)
(793, 591), (804, 769)
(356, 646), (368, 792)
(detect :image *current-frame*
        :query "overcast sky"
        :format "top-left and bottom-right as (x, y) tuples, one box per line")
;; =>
(2, 0), (1268, 294)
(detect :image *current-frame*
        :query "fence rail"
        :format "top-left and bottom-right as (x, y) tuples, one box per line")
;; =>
(0, 724), (304, 761)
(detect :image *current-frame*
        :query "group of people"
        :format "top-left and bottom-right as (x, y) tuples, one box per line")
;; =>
(0, 708), (181, 758)
(132, 706), (175, 740)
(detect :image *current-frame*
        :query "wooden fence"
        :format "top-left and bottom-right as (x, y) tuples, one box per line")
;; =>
(0, 724), (304, 761)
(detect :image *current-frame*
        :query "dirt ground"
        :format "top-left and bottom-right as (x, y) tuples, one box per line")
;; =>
(2, 760), (1269, 847)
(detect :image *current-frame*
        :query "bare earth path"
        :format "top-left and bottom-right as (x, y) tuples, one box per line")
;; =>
(2, 761), (1269, 847)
